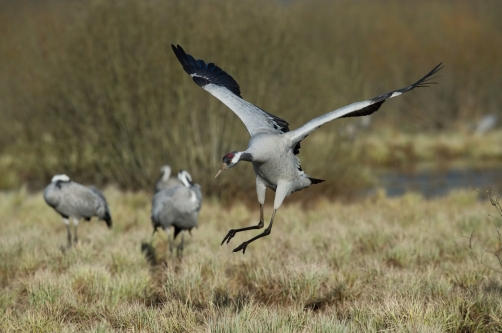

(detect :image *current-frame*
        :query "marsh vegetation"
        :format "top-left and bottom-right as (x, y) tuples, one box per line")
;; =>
(1, 0), (501, 198)
(1, 188), (502, 332)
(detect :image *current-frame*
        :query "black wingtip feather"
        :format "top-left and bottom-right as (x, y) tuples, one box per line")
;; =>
(370, 62), (444, 104)
(171, 44), (242, 97)
(339, 63), (443, 119)
(341, 100), (385, 118)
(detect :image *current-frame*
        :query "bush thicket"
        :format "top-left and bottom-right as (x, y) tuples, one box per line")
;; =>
(0, 0), (501, 198)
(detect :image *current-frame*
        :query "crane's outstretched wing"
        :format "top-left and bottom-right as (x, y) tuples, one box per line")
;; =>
(172, 45), (290, 137)
(286, 63), (443, 146)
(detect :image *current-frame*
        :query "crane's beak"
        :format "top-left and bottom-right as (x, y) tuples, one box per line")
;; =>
(215, 163), (228, 178)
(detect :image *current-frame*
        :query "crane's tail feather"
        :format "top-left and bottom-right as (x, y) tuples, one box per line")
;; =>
(308, 177), (326, 185)
(173, 226), (183, 239)
(103, 212), (112, 229)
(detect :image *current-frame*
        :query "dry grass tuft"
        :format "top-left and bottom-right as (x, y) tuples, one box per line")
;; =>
(1, 188), (501, 331)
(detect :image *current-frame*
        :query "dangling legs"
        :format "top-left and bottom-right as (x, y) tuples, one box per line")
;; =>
(221, 205), (264, 245)
(221, 179), (266, 245)
(232, 209), (277, 254)
(72, 218), (79, 244)
(232, 183), (288, 254)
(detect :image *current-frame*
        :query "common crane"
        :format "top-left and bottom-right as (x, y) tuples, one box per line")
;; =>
(151, 170), (202, 256)
(44, 174), (112, 247)
(172, 44), (442, 254)
(155, 165), (183, 193)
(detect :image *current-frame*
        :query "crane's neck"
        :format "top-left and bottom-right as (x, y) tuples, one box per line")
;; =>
(230, 151), (253, 166)
(178, 170), (193, 187)
(161, 167), (171, 181)
(238, 152), (253, 162)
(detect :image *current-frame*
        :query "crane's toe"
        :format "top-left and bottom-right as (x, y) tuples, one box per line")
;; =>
(232, 242), (249, 254)
(221, 229), (237, 245)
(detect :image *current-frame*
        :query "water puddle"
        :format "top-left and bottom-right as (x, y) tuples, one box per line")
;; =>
(374, 168), (502, 198)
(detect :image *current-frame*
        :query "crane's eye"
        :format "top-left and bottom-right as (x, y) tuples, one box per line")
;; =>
(223, 153), (234, 162)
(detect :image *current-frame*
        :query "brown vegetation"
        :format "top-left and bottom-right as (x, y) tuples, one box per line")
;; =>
(1, 188), (501, 331)
(0, 0), (501, 198)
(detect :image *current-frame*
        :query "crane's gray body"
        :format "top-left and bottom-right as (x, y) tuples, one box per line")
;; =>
(172, 44), (441, 253)
(44, 179), (112, 226)
(151, 178), (202, 238)
(155, 178), (183, 193)
(248, 132), (312, 196)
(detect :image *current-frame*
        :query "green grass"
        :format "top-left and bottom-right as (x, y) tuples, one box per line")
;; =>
(1, 188), (501, 332)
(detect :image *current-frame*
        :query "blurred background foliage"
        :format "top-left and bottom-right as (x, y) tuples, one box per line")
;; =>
(0, 0), (501, 200)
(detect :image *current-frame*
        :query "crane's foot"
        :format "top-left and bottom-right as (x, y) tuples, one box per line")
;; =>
(221, 229), (238, 245)
(232, 241), (249, 254)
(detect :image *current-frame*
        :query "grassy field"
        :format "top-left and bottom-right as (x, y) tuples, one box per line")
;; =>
(1, 188), (502, 332)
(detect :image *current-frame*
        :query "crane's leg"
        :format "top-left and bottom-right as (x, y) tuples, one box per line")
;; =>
(72, 218), (79, 244)
(63, 217), (72, 247)
(164, 227), (173, 255)
(232, 184), (288, 254)
(232, 209), (277, 254)
(177, 231), (185, 259)
(221, 179), (266, 245)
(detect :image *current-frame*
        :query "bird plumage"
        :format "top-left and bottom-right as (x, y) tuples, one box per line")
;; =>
(172, 45), (292, 137)
(151, 170), (202, 254)
(44, 174), (112, 247)
(286, 63), (443, 146)
(44, 176), (112, 226)
(155, 165), (183, 193)
(172, 44), (441, 254)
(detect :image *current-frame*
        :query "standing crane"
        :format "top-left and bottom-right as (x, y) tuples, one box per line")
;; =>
(44, 174), (112, 247)
(172, 44), (442, 254)
(151, 170), (202, 256)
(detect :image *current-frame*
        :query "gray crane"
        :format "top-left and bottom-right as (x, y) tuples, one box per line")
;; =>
(151, 170), (202, 256)
(172, 44), (442, 254)
(44, 174), (112, 247)
(155, 165), (183, 193)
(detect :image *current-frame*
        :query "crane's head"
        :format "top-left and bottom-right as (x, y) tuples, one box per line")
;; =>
(51, 174), (70, 183)
(215, 152), (242, 178)
(178, 170), (193, 187)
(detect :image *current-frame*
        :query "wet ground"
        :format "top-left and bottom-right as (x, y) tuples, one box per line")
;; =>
(374, 167), (502, 198)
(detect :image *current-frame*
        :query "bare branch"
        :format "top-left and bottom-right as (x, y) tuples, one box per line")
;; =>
(468, 190), (502, 275)
(468, 232), (502, 274)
